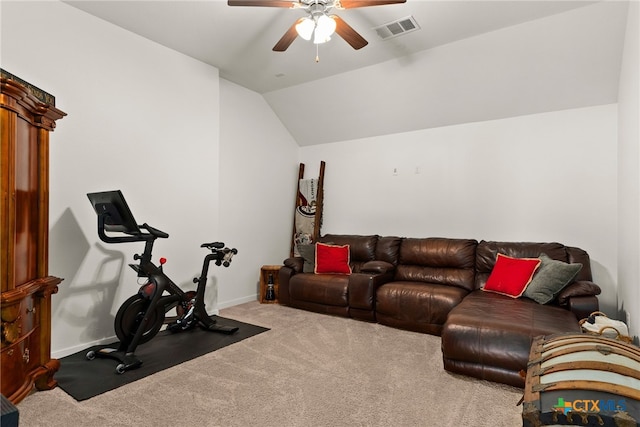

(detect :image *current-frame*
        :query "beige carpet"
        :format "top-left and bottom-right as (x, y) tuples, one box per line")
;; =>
(17, 302), (523, 426)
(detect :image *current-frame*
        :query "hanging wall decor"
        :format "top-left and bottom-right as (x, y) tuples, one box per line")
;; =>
(291, 161), (325, 257)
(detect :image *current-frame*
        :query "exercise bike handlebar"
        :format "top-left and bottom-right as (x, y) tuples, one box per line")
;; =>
(221, 247), (237, 267)
(192, 246), (237, 284)
(97, 214), (144, 244)
(96, 213), (169, 244)
(201, 242), (238, 268)
(140, 223), (169, 239)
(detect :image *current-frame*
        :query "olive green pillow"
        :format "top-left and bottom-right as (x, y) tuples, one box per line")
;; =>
(298, 244), (316, 273)
(523, 253), (582, 304)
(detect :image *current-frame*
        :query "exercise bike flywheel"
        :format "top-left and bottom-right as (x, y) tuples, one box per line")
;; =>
(114, 294), (165, 345)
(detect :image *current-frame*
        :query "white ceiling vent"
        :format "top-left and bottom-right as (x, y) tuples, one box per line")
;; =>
(373, 16), (420, 40)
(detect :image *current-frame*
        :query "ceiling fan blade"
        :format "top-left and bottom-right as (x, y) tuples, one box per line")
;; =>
(333, 15), (368, 50)
(273, 19), (302, 51)
(228, 0), (296, 7)
(338, 0), (406, 9)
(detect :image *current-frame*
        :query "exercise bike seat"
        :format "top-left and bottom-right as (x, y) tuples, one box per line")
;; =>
(201, 242), (225, 250)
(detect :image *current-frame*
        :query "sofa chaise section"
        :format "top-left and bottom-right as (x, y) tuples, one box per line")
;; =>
(441, 290), (582, 387)
(440, 240), (601, 387)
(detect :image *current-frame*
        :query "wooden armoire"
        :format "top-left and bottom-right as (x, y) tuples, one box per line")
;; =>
(1, 70), (66, 404)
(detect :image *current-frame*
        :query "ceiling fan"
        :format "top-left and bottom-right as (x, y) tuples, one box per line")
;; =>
(227, 0), (407, 52)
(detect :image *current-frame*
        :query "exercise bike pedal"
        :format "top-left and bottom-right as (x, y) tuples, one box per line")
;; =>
(167, 319), (196, 332)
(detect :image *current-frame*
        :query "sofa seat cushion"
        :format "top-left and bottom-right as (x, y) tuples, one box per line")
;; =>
(288, 273), (349, 307)
(376, 281), (469, 335)
(441, 290), (581, 387)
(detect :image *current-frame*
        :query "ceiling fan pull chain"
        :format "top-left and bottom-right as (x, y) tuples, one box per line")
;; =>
(316, 44), (320, 63)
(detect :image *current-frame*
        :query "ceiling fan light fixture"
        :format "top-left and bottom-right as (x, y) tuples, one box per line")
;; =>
(295, 17), (315, 41)
(313, 14), (336, 44)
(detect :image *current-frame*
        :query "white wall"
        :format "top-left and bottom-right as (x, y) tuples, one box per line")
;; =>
(617, 0), (640, 341)
(218, 78), (299, 307)
(1, 1), (298, 357)
(301, 105), (619, 314)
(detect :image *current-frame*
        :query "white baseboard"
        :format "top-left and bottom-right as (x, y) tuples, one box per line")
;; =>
(52, 336), (117, 359)
(217, 294), (258, 311)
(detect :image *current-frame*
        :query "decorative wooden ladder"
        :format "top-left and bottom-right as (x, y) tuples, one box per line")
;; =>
(290, 161), (326, 257)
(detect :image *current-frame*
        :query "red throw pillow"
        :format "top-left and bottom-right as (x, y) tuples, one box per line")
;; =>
(315, 243), (352, 275)
(483, 253), (541, 298)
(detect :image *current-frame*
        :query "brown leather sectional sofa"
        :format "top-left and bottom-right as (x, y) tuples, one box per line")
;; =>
(278, 234), (601, 388)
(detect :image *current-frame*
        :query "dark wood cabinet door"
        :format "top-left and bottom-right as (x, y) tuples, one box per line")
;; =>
(1, 73), (65, 404)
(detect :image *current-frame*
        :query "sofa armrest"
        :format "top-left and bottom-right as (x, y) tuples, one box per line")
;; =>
(556, 280), (601, 305)
(555, 280), (601, 320)
(278, 265), (298, 306)
(283, 257), (304, 274)
(360, 260), (395, 275)
(279, 257), (304, 306)
(348, 270), (394, 311)
(566, 295), (600, 321)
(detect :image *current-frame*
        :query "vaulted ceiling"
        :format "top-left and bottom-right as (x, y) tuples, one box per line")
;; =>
(65, 1), (629, 145)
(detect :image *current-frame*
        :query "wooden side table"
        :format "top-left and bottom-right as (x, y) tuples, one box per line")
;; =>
(259, 265), (281, 304)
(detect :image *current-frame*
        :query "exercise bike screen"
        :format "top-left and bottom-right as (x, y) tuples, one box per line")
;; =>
(87, 190), (141, 234)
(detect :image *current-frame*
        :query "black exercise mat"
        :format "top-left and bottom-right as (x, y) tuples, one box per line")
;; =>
(56, 316), (269, 401)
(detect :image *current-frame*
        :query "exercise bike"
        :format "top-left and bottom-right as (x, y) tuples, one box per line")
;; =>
(86, 190), (239, 374)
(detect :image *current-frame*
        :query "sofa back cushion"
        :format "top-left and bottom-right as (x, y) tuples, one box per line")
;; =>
(566, 246), (593, 282)
(319, 234), (378, 273)
(395, 238), (478, 292)
(475, 241), (592, 289)
(376, 236), (403, 265)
